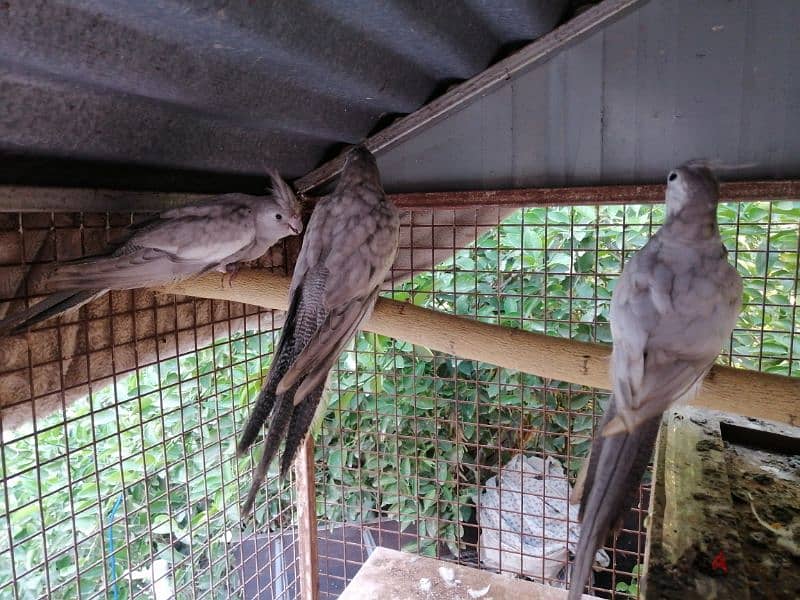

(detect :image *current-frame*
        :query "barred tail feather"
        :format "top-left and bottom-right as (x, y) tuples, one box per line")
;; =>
(236, 384), (279, 457)
(240, 392), (296, 517)
(279, 383), (325, 477)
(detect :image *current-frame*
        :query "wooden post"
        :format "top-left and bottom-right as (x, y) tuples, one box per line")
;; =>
(162, 269), (800, 429)
(294, 437), (319, 600)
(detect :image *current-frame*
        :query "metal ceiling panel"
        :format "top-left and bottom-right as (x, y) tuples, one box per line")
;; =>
(0, 0), (568, 192)
(376, 0), (800, 191)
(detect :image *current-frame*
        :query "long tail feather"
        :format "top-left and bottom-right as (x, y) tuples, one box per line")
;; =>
(568, 402), (662, 600)
(0, 289), (103, 336)
(236, 384), (280, 457)
(279, 383), (325, 477)
(240, 391), (296, 516)
(236, 285), (306, 457)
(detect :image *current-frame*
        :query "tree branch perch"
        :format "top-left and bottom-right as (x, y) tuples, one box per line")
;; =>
(161, 269), (800, 428)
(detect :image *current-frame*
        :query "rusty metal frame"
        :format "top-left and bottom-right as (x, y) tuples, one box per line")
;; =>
(387, 180), (800, 210)
(2, 179), (798, 214)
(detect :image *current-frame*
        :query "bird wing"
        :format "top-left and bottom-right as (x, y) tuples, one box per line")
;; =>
(237, 149), (399, 516)
(122, 196), (257, 263)
(607, 237), (735, 433)
(45, 196), (258, 290)
(276, 212), (394, 401)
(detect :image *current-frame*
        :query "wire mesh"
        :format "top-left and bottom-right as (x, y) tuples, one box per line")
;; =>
(0, 198), (797, 599)
(0, 211), (300, 600)
(314, 199), (799, 599)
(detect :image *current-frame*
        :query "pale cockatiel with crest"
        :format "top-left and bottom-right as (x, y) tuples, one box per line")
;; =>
(237, 146), (400, 516)
(0, 171), (302, 336)
(568, 161), (742, 600)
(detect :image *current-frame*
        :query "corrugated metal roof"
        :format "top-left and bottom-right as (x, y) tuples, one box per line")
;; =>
(0, 0), (568, 192)
(3, 0), (797, 200)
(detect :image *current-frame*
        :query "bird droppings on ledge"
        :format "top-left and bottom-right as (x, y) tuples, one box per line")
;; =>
(438, 566), (458, 587)
(645, 408), (800, 599)
(338, 547), (597, 600)
(467, 584), (492, 598)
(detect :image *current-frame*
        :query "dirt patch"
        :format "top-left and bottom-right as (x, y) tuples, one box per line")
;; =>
(726, 443), (800, 600)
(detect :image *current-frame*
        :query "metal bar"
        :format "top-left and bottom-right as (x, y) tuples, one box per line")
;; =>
(388, 180), (800, 209)
(161, 269), (800, 429)
(294, 0), (650, 193)
(0, 186), (211, 213)
(3, 179), (798, 213)
(294, 437), (320, 600)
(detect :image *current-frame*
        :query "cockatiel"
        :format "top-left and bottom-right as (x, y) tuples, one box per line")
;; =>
(568, 161), (742, 600)
(0, 171), (302, 336)
(237, 146), (400, 516)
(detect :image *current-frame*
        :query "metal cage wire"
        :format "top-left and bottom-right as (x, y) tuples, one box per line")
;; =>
(0, 212), (300, 600)
(0, 197), (798, 599)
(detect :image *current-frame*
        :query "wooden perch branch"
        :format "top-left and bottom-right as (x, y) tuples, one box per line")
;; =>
(162, 269), (800, 428)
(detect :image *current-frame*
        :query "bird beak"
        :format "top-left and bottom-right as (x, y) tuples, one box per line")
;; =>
(288, 216), (303, 235)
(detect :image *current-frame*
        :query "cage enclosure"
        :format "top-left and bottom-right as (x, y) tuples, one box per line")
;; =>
(2, 1), (800, 599)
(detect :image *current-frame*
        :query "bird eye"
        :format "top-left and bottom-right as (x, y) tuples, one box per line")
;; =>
(668, 172), (678, 182)
(275, 214), (283, 220)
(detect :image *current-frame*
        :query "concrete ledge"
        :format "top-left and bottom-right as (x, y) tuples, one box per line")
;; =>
(338, 547), (597, 600)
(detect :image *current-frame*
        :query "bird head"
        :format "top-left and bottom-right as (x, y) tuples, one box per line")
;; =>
(336, 145), (382, 193)
(266, 169), (304, 236)
(664, 159), (720, 221)
(344, 144), (377, 169)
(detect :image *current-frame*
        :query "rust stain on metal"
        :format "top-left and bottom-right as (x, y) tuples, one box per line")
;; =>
(2, 180), (797, 213)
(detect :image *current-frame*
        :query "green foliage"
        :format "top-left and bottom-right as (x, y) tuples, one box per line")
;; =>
(1, 331), (282, 599)
(314, 201), (799, 559)
(1, 202), (797, 598)
(615, 563), (641, 597)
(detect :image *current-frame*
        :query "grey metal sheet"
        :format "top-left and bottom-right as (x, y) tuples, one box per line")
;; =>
(2, 0), (798, 201)
(0, 0), (567, 192)
(377, 0), (800, 191)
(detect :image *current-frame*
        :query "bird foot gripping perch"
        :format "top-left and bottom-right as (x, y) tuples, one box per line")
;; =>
(220, 263), (241, 288)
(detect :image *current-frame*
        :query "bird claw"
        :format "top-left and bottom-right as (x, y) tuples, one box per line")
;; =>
(221, 264), (241, 288)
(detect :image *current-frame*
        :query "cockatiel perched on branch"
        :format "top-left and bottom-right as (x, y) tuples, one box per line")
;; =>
(237, 146), (400, 516)
(568, 161), (742, 600)
(0, 171), (302, 336)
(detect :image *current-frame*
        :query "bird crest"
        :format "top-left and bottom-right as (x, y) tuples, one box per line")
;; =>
(266, 168), (303, 216)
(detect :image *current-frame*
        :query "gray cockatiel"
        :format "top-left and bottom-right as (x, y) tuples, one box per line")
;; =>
(568, 162), (742, 600)
(0, 171), (302, 336)
(237, 146), (400, 516)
